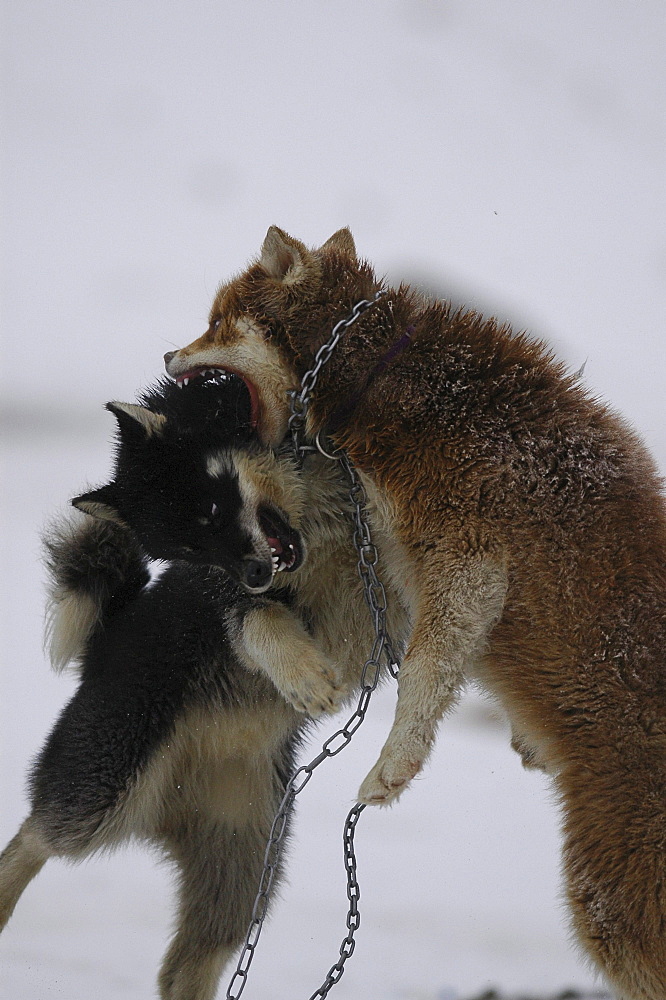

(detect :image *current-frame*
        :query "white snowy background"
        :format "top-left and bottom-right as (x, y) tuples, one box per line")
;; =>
(2, 1), (665, 997)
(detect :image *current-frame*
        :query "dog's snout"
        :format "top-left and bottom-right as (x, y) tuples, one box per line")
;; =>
(242, 557), (273, 591)
(164, 351), (176, 368)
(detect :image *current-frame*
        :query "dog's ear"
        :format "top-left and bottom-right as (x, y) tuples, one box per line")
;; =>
(71, 486), (126, 525)
(106, 401), (167, 438)
(320, 228), (357, 261)
(259, 226), (311, 283)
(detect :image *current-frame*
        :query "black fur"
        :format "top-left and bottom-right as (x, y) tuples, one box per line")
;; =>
(72, 376), (295, 592)
(35, 522), (298, 852)
(43, 515), (151, 618)
(79, 383), (248, 564)
(139, 373), (253, 439)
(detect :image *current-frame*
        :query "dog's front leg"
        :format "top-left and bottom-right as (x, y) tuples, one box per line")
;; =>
(233, 601), (346, 717)
(358, 554), (507, 806)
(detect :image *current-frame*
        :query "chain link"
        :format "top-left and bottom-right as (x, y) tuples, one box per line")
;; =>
(225, 291), (397, 999)
(288, 289), (386, 459)
(307, 801), (365, 1000)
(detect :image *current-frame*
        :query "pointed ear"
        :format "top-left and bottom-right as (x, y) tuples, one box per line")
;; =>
(71, 487), (126, 525)
(106, 401), (167, 438)
(259, 226), (310, 283)
(320, 228), (357, 261)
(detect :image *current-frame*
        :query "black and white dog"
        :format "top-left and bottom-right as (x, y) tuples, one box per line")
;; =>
(0, 374), (407, 1000)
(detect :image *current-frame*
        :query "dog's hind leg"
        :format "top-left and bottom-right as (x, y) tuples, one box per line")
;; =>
(159, 814), (288, 1000)
(0, 817), (50, 931)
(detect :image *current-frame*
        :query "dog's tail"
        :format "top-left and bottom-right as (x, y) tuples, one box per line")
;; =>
(561, 753), (666, 1000)
(43, 514), (151, 672)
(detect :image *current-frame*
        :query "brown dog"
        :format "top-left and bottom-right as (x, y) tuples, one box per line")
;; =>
(165, 227), (666, 1000)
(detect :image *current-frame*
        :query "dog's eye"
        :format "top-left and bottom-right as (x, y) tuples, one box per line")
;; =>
(210, 318), (221, 333)
(197, 503), (220, 526)
(197, 503), (220, 525)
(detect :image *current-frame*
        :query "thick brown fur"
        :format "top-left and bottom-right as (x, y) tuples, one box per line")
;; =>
(166, 227), (666, 999)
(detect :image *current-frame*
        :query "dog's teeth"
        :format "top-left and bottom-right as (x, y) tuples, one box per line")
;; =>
(182, 377), (190, 387)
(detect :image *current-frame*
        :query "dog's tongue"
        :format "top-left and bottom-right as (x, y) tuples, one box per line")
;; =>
(267, 536), (283, 555)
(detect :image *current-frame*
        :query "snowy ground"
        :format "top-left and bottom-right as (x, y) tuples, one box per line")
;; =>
(2, 2), (665, 998)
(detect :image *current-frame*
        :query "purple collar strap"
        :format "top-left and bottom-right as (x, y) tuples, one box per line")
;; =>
(327, 325), (415, 433)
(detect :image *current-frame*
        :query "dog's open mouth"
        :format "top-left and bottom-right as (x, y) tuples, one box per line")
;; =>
(176, 367), (260, 430)
(259, 505), (302, 575)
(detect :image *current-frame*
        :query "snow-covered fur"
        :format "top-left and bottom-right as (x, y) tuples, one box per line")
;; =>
(165, 226), (666, 1000)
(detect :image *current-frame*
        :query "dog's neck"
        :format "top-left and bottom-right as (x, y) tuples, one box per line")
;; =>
(326, 323), (416, 434)
(299, 285), (417, 439)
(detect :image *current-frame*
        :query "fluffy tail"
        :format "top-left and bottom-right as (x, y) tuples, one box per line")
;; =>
(561, 755), (666, 1000)
(43, 514), (150, 672)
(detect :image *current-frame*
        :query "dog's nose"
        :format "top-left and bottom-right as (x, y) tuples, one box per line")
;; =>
(242, 558), (273, 592)
(164, 351), (176, 369)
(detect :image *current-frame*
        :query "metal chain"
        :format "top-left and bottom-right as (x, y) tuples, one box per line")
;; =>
(307, 801), (365, 1000)
(339, 450), (400, 680)
(288, 289), (386, 459)
(225, 290), (396, 1000)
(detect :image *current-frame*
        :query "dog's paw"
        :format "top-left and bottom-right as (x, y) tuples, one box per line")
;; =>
(282, 659), (346, 718)
(357, 751), (423, 806)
